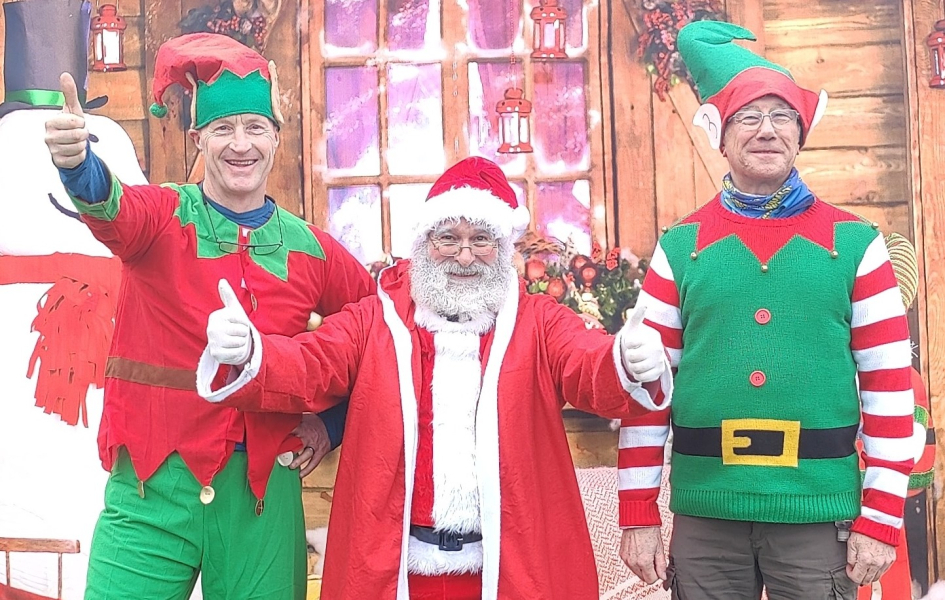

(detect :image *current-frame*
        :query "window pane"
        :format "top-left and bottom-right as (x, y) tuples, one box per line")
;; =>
(388, 0), (439, 51)
(467, 61), (526, 174)
(328, 186), (382, 264)
(325, 0), (378, 53)
(468, 0), (520, 50)
(326, 67), (381, 176)
(561, 0), (584, 51)
(389, 184), (432, 258)
(535, 180), (590, 254)
(533, 62), (589, 171)
(387, 63), (445, 176)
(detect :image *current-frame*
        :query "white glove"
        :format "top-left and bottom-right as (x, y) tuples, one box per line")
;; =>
(619, 304), (666, 383)
(44, 73), (89, 169)
(207, 279), (253, 366)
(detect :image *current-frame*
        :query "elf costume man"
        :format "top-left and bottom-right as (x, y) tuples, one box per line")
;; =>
(197, 156), (674, 600)
(617, 21), (915, 600)
(43, 33), (374, 599)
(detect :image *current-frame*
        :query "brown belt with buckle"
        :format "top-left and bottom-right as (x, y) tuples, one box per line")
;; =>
(673, 419), (859, 468)
(409, 525), (483, 552)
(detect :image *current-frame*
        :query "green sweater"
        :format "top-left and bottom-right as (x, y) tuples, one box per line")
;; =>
(661, 200), (880, 523)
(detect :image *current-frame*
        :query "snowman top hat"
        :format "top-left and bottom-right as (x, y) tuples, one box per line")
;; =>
(0, 0), (107, 119)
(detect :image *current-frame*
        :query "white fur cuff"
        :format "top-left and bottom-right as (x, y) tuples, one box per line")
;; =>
(196, 323), (263, 403)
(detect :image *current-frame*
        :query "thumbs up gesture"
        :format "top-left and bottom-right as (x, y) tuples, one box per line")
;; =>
(207, 279), (254, 366)
(44, 72), (89, 169)
(619, 304), (666, 383)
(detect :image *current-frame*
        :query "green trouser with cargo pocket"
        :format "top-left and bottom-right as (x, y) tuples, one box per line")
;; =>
(85, 449), (306, 600)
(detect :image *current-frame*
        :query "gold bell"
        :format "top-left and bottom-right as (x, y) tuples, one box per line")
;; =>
(661, 226), (669, 234)
(690, 251), (698, 260)
(871, 222), (879, 229)
(255, 499), (265, 516)
(761, 264), (769, 273)
(137, 481), (145, 499)
(830, 250), (839, 259)
(307, 312), (323, 331)
(199, 485), (216, 505)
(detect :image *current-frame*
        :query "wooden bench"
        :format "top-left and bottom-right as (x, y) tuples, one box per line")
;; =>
(0, 538), (80, 600)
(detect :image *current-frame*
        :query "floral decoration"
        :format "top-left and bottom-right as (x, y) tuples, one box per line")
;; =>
(638, 0), (725, 100)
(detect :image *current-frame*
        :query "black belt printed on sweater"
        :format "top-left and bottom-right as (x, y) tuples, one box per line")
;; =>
(409, 525), (483, 552)
(672, 420), (859, 467)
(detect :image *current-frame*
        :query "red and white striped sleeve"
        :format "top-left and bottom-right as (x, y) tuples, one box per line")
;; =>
(618, 241), (678, 527)
(849, 234), (915, 546)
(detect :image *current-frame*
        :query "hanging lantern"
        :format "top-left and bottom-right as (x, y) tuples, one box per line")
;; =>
(927, 20), (945, 88)
(91, 4), (127, 72)
(530, 0), (567, 60)
(496, 87), (534, 154)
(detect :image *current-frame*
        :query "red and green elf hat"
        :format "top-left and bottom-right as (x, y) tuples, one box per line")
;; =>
(677, 20), (827, 150)
(149, 32), (282, 129)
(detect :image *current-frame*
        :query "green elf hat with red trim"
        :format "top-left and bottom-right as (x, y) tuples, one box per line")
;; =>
(148, 32), (283, 129)
(676, 20), (827, 150)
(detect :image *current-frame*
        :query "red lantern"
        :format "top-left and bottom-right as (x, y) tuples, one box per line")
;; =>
(496, 88), (534, 154)
(530, 0), (567, 59)
(928, 20), (945, 88)
(91, 4), (127, 72)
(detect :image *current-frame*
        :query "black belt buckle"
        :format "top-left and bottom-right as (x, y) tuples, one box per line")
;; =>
(438, 530), (465, 552)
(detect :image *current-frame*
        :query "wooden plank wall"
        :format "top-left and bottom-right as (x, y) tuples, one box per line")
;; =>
(765, 0), (910, 236)
(902, 0), (944, 580)
(613, 0), (912, 258)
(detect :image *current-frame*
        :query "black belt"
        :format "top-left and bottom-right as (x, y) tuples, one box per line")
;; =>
(409, 525), (482, 552)
(673, 421), (859, 464)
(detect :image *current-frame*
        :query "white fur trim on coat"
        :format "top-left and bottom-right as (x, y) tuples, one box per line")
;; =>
(377, 283), (420, 600)
(414, 186), (530, 241)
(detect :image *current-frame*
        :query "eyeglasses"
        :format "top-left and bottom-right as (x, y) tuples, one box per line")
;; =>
(728, 109), (800, 129)
(204, 200), (284, 256)
(430, 236), (498, 257)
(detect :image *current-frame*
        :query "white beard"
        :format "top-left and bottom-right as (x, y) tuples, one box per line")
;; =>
(409, 237), (514, 323)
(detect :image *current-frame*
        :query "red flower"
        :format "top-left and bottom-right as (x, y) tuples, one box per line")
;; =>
(525, 258), (547, 281)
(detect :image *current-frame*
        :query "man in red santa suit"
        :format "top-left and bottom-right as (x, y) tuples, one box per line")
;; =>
(196, 157), (673, 600)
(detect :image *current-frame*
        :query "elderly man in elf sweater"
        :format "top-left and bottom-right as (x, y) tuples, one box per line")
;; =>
(197, 156), (673, 600)
(617, 21), (915, 600)
(44, 33), (373, 599)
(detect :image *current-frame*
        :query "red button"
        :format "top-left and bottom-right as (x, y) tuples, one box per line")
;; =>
(750, 371), (766, 387)
(755, 308), (771, 325)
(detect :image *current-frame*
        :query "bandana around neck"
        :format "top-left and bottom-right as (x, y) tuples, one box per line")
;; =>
(720, 168), (815, 219)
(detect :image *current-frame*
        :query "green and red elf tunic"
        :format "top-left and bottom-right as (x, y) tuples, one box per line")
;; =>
(68, 176), (374, 500)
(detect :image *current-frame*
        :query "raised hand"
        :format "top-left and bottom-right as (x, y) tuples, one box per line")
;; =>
(619, 303), (666, 383)
(206, 279), (253, 366)
(44, 72), (88, 169)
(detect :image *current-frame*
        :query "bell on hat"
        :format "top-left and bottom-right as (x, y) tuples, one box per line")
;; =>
(414, 157), (530, 242)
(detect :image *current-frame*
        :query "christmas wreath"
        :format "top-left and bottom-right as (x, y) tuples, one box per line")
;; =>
(638, 0), (725, 100)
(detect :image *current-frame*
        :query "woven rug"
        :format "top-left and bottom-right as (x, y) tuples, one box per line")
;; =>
(576, 466), (673, 600)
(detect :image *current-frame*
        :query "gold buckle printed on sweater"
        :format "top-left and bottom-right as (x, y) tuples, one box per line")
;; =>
(721, 418), (801, 467)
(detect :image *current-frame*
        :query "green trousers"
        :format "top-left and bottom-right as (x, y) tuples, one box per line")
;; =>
(85, 450), (307, 600)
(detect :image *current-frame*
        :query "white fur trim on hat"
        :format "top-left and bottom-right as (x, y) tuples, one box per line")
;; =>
(414, 186), (531, 241)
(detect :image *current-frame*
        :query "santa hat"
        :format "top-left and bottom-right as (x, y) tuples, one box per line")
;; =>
(677, 21), (827, 150)
(414, 157), (530, 241)
(149, 33), (283, 129)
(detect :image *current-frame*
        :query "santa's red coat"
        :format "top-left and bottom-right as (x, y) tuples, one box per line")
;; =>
(207, 260), (671, 600)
